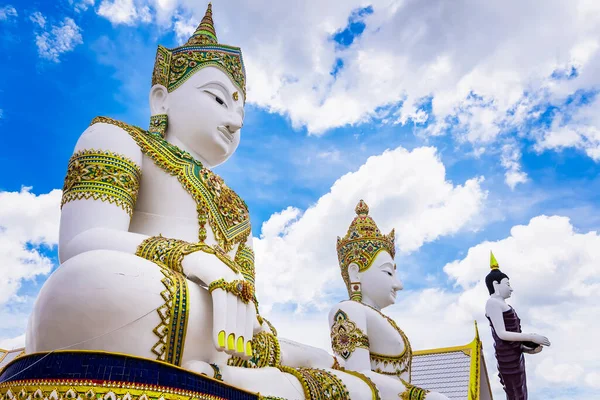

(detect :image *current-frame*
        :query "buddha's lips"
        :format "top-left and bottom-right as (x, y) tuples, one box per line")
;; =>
(217, 126), (233, 142)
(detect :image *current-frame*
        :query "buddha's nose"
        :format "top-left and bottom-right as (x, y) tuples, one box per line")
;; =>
(225, 115), (243, 134)
(393, 277), (403, 291)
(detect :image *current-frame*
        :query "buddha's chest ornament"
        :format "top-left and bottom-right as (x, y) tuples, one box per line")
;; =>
(91, 117), (251, 252)
(364, 303), (413, 378)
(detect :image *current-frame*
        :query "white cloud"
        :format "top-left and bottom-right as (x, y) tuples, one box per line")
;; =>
(29, 11), (46, 28)
(0, 5), (17, 21)
(34, 16), (83, 62)
(107, 0), (600, 187)
(0, 188), (61, 307)
(254, 145), (486, 312)
(98, 0), (152, 25)
(70, 0), (95, 13)
(585, 371), (600, 388)
(501, 143), (528, 189)
(173, 15), (196, 44)
(534, 94), (600, 161)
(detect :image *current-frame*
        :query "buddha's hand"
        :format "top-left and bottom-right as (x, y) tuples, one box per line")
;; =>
(528, 333), (551, 347)
(182, 251), (256, 359)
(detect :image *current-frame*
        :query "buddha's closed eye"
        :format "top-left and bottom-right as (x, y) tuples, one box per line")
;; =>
(203, 88), (228, 108)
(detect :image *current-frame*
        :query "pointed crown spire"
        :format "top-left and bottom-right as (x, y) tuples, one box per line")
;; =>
(490, 251), (499, 270)
(337, 200), (396, 297)
(187, 3), (218, 45)
(151, 2), (246, 99)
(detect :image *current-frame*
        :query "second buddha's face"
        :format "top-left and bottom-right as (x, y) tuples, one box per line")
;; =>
(358, 251), (403, 310)
(164, 66), (245, 167)
(494, 277), (513, 299)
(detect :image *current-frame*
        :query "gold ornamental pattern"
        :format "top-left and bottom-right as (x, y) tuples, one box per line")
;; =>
(61, 149), (142, 216)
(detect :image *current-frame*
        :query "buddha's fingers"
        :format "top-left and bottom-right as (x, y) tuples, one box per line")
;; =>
(234, 297), (247, 359)
(224, 292), (239, 355)
(243, 302), (255, 359)
(211, 289), (228, 351)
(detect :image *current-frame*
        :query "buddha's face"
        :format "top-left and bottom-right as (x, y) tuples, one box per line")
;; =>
(494, 277), (513, 299)
(356, 251), (403, 310)
(153, 66), (245, 167)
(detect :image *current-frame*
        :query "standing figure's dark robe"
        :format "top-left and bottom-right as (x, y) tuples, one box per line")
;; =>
(487, 307), (528, 400)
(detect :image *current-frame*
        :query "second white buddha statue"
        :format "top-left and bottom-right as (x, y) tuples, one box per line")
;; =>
(329, 200), (450, 399)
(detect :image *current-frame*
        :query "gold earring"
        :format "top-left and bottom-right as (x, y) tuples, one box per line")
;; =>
(232, 91), (239, 101)
(149, 114), (168, 137)
(350, 282), (362, 302)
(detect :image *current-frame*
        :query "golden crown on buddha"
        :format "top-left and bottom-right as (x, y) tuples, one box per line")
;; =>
(151, 2), (246, 99)
(337, 200), (396, 297)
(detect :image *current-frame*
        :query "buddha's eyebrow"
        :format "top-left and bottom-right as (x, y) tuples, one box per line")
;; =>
(197, 81), (231, 96)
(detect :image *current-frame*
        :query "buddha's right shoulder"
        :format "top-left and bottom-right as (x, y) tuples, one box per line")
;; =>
(329, 300), (366, 320)
(73, 116), (143, 164)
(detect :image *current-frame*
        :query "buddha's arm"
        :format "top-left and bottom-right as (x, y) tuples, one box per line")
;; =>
(485, 300), (550, 346)
(329, 302), (372, 372)
(59, 123), (147, 262)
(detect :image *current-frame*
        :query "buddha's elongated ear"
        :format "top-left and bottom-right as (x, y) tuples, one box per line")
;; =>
(347, 263), (360, 283)
(149, 84), (169, 115)
(492, 279), (501, 294)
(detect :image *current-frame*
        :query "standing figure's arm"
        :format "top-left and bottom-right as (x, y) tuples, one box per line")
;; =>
(485, 300), (551, 346)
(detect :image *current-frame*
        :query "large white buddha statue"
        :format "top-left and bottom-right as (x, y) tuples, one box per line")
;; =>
(329, 200), (450, 400)
(23, 4), (443, 399)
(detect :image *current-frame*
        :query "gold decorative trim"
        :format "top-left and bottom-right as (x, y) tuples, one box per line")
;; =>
(208, 278), (254, 304)
(0, 381), (226, 400)
(341, 370), (381, 400)
(152, 268), (189, 366)
(278, 366), (348, 400)
(330, 309), (369, 360)
(353, 301), (412, 378)
(61, 149), (142, 216)
(234, 243), (255, 285)
(136, 236), (201, 273)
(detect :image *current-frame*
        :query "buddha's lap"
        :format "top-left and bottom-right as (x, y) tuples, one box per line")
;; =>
(28, 249), (213, 355)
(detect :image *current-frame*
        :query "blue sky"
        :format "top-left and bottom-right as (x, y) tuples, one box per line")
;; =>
(1, 1), (600, 398)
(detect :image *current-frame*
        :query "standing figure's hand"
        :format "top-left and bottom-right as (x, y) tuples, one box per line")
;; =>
(182, 250), (256, 359)
(528, 333), (551, 347)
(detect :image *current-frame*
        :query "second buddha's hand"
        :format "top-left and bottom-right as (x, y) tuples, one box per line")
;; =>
(182, 250), (256, 359)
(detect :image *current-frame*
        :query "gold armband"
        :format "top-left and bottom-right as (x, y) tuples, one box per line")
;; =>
(136, 236), (242, 275)
(135, 236), (202, 273)
(61, 149), (142, 216)
(234, 242), (255, 284)
(330, 309), (370, 360)
(208, 278), (254, 304)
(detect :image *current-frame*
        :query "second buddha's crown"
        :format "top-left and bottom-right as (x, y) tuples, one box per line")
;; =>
(337, 200), (396, 293)
(152, 3), (246, 99)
